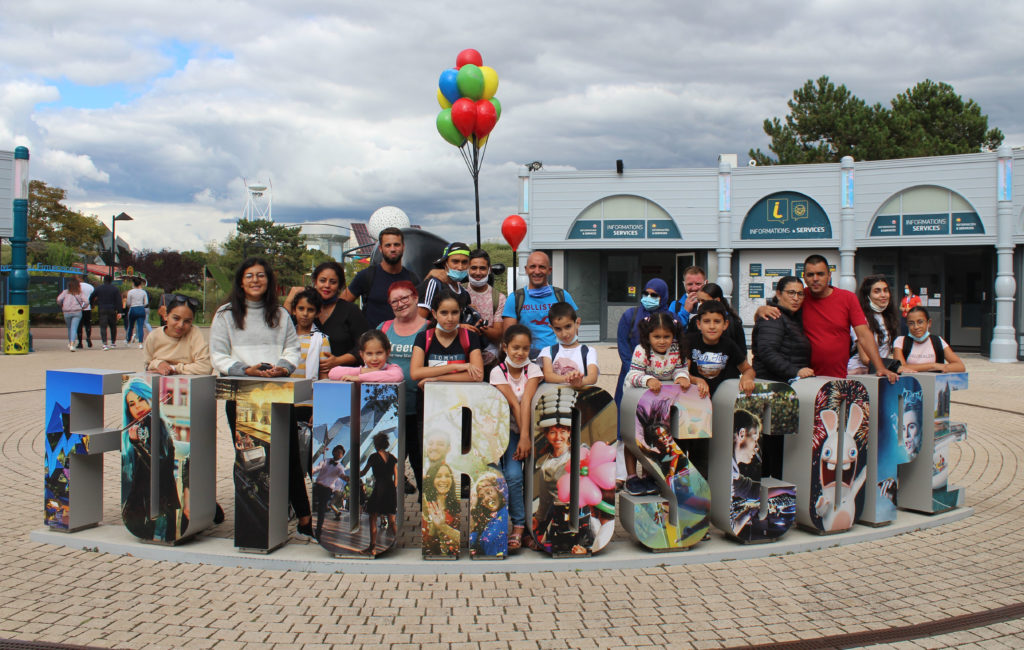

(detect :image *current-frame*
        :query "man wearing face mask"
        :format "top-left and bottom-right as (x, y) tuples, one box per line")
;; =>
(418, 242), (473, 320)
(502, 251), (578, 359)
(464, 249), (507, 369)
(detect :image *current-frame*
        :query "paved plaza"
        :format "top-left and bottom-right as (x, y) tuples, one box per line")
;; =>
(1, 330), (1023, 648)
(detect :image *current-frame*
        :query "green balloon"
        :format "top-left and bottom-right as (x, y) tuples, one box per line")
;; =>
(437, 109), (466, 147)
(489, 97), (501, 121)
(456, 64), (485, 101)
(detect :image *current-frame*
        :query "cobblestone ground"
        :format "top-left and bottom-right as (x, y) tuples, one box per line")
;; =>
(2, 335), (1022, 648)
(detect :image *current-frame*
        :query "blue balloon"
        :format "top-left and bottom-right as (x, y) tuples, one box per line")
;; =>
(439, 68), (461, 105)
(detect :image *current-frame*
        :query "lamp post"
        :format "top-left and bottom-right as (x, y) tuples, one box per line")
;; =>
(110, 212), (133, 273)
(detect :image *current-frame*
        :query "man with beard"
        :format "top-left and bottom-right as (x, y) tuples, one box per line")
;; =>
(341, 227), (421, 328)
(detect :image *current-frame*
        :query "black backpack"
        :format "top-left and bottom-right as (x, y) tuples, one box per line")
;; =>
(901, 334), (945, 364)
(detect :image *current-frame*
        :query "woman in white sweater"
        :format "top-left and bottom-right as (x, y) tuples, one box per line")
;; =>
(209, 257), (310, 537)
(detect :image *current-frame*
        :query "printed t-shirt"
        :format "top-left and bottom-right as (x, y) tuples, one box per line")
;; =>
(347, 265), (420, 328)
(893, 335), (951, 365)
(379, 319), (427, 414)
(537, 344), (598, 378)
(801, 288), (866, 378)
(686, 331), (744, 396)
(489, 362), (542, 399)
(501, 287), (578, 356)
(413, 328), (482, 366)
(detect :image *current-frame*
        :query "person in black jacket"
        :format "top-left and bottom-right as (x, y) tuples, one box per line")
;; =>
(685, 282), (747, 353)
(752, 276), (814, 382)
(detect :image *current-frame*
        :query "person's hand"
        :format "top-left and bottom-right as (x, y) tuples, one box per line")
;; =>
(339, 374), (357, 383)
(797, 367), (815, 378)
(417, 377), (437, 389)
(319, 354), (339, 374)
(646, 378), (662, 393)
(739, 376), (755, 395)
(694, 378), (710, 398)
(128, 425), (140, 442)
(675, 376), (691, 390)
(514, 436), (532, 461)
(426, 268), (449, 283)
(878, 368), (899, 384)
(284, 285), (303, 306)
(244, 365), (266, 377)
(754, 305), (781, 321)
(155, 361), (175, 376)
(465, 364), (484, 381)
(683, 293), (700, 314)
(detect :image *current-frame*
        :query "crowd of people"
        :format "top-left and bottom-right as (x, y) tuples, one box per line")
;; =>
(92, 232), (967, 553)
(56, 275), (160, 352)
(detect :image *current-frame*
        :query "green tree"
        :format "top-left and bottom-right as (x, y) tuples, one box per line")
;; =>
(27, 181), (107, 260)
(750, 76), (1003, 165)
(221, 219), (307, 287)
(127, 249), (204, 292)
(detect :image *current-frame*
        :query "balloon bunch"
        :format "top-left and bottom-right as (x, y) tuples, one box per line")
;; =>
(435, 49), (502, 248)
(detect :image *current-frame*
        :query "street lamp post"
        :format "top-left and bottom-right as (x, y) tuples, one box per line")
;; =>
(110, 212), (133, 273)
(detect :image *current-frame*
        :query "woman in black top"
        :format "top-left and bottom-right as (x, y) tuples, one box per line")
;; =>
(299, 261), (369, 373)
(685, 282), (747, 353)
(751, 276), (814, 382)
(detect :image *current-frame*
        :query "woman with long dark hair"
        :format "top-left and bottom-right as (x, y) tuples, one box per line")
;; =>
(849, 275), (899, 374)
(210, 257), (311, 537)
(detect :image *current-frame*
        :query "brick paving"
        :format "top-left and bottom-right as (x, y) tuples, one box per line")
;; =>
(1, 332), (1023, 648)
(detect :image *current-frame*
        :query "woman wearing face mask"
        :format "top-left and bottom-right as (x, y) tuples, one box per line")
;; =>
(849, 275), (900, 375)
(900, 284), (922, 335)
(752, 276), (813, 382)
(417, 242), (472, 320)
(893, 306), (965, 373)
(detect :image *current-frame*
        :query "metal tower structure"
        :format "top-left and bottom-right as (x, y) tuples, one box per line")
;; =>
(241, 178), (272, 221)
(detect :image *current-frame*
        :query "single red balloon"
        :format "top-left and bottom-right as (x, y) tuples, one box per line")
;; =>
(456, 48), (483, 69)
(451, 98), (477, 139)
(502, 214), (527, 251)
(473, 99), (497, 138)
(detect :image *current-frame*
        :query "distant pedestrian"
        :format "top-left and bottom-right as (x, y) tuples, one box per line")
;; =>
(56, 277), (87, 352)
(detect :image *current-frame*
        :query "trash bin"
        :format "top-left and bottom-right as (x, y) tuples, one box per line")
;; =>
(3, 305), (30, 354)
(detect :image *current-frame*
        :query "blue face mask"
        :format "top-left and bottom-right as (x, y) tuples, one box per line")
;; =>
(447, 268), (468, 282)
(909, 330), (931, 343)
(641, 295), (660, 311)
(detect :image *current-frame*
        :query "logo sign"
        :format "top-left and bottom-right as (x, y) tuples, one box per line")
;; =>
(567, 219), (682, 240)
(741, 192), (832, 240)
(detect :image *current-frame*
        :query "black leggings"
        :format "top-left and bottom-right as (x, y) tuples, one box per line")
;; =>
(225, 400), (310, 519)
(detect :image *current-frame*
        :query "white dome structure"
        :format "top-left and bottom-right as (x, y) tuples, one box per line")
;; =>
(367, 206), (411, 240)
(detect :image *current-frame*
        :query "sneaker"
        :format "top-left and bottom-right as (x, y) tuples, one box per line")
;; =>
(110, 342), (116, 348)
(75, 342), (83, 349)
(643, 476), (661, 495)
(295, 522), (316, 540)
(624, 476), (646, 496)
(86, 340), (93, 348)
(138, 343), (144, 349)
(102, 344), (109, 351)
(213, 503), (225, 524)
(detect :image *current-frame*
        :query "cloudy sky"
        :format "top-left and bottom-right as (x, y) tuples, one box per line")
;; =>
(3, 1), (1021, 253)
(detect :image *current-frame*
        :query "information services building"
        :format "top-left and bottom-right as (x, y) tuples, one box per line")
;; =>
(516, 146), (1022, 361)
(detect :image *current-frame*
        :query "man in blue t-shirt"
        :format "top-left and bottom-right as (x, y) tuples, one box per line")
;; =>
(501, 251), (578, 358)
(340, 227), (420, 328)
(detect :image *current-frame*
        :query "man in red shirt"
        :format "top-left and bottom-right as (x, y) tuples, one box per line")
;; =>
(801, 255), (897, 381)
(756, 255), (897, 382)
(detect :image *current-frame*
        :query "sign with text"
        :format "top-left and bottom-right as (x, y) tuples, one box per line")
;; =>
(567, 219), (682, 240)
(870, 211), (984, 236)
(741, 192), (832, 240)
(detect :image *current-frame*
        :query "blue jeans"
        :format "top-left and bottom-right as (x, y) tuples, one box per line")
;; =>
(63, 312), (82, 344)
(500, 430), (526, 526)
(128, 306), (146, 343)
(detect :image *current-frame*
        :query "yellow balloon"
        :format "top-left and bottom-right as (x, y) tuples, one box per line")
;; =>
(480, 66), (499, 100)
(477, 135), (488, 148)
(437, 87), (452, 109)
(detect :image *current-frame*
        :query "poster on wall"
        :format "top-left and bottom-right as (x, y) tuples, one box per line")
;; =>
(735, 249), (838, 327)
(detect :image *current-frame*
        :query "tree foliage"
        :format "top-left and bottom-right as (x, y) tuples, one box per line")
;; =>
(221, 219), (307, 287)
(750, 76), (1004, 165)
(27, 180), (107, 261)
(126, 249), (205, 292)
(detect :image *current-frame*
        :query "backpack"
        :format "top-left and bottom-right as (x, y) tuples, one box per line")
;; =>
(513, 286), (565, 320)
(424, 327), (471, 362)
(546, 343), (591, 371)
(901, 334), (945, 364)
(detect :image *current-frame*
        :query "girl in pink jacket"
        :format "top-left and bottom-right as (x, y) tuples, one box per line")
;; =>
(328, 330), (403, 383)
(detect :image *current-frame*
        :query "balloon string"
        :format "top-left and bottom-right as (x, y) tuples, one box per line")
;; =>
(477, 137), (488, 170)
(458, 143), (473, 175)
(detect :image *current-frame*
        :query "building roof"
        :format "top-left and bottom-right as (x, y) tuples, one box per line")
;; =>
(350, 222), (374, 247)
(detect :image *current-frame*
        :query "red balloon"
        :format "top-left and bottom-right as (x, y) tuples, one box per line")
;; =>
(451, 98), (477, 139)
(501, 215), (527, 250)
(473, 99), (497, 138)
(456, 48), (483, 69)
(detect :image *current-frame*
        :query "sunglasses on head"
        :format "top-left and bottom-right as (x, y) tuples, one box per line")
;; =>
(168, 294), (200, 312)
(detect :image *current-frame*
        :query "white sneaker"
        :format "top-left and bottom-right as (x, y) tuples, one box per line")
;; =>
(102, 344), (109, 351)
(68, 343), (75, 352)
(138, 343), (144, 349)
(110, 342), (116, 348)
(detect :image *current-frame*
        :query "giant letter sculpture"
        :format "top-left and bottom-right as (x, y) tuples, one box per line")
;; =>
(420, 383), (510, 560)
(789, 379), (870, 534)
(311, 381), (404, 558)
(619, 384), (712, 551)
(710, 380), (798, 543)
(897, 372), (968, 514)
(216, 377), (312, 552)
(528, 385), (617, 557)
(851, 376), (923, 526)
(121, 374), (216, 543)
(44, 369), (124, 531)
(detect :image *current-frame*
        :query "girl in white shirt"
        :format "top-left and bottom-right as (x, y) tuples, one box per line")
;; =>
(893, 306), (965, 373)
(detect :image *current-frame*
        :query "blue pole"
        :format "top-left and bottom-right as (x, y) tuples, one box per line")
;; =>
(9, 146), (29, 306)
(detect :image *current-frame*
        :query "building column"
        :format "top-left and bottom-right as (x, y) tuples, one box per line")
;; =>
(715, 160), (733, 295)
(991, 146), (1017, 362)
(838, 156), (857, 292)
